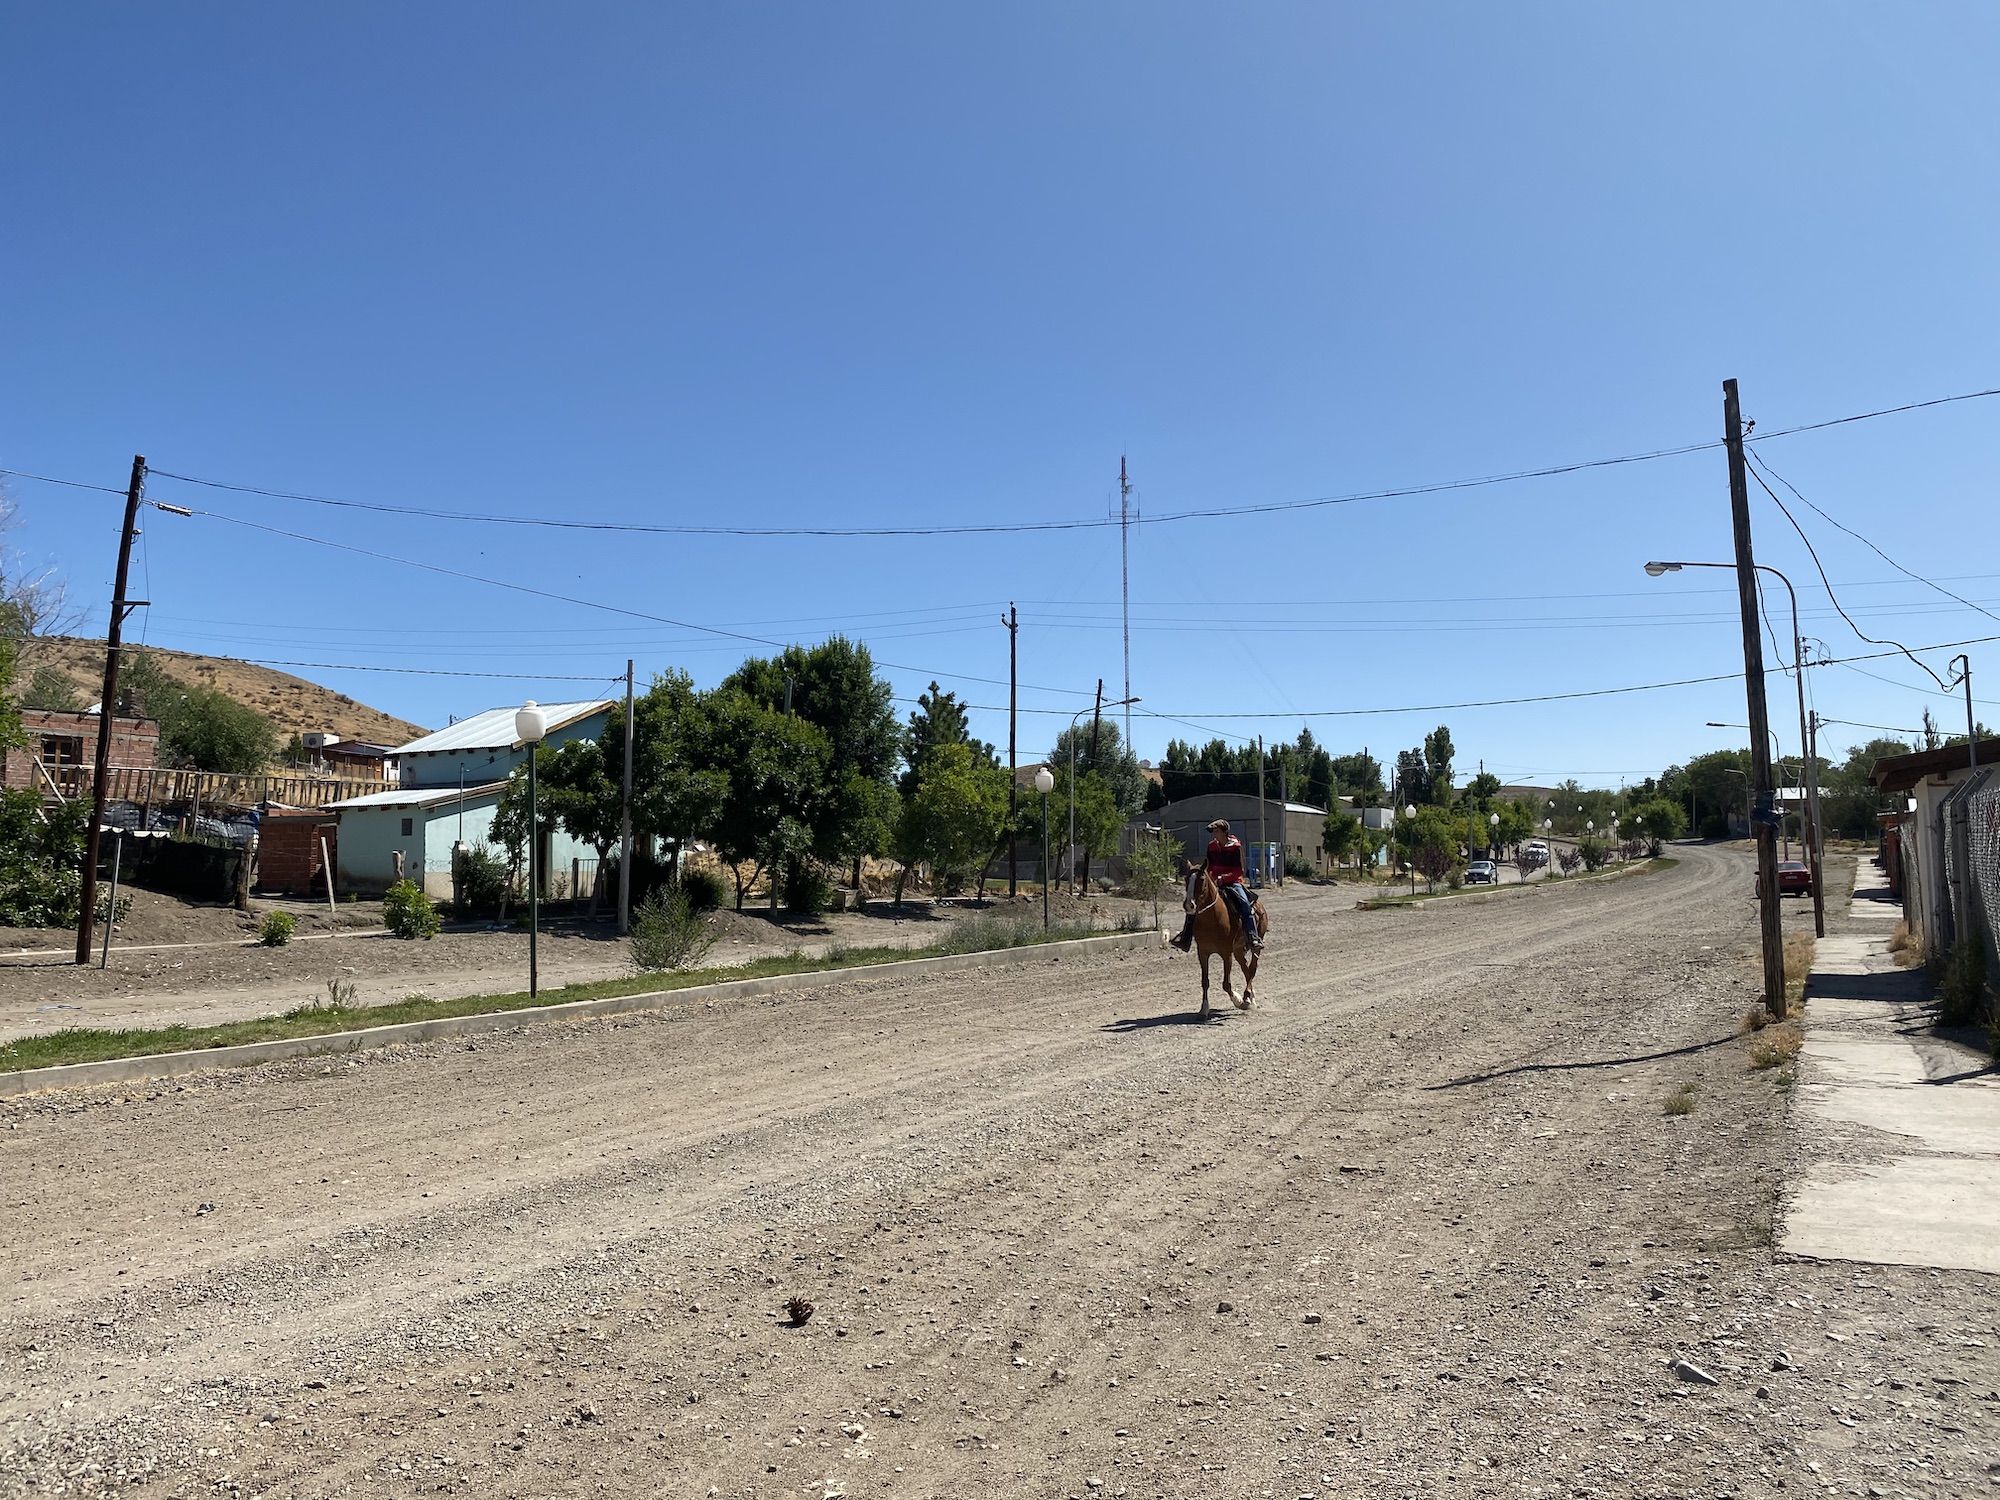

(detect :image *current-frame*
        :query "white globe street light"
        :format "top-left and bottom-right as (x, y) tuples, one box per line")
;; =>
(516, 702), (549, 997)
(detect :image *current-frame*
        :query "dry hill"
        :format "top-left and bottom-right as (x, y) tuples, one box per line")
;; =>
(18, 638), (427, 746)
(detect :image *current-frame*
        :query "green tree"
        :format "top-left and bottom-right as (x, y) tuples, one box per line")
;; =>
(900, 681), (995, 795)
(489, 747), (563, 914)
(1049, 765), (1124, 893)
(1392, 804), (1462, 892)
(1330, 751), (1385, 807)
(1422, 725), (1456, 805)
(1123, 825), (1182, 927)
(608, 669), (728, 880)
(722, 637), (899, 871)
(120, 652), (279, 772)
(698, 689), (835, 908)
(1817, 736), (1916, 840)
(893, 742), (1010, 900)
(1627, 798), (1689, 854)
(1393, 747), (1430, 808)
(1322, 811), (1363, 873)
(19, 667), (81, 712)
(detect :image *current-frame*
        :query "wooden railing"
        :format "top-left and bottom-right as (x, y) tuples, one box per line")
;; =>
(38, 762), (392, 810)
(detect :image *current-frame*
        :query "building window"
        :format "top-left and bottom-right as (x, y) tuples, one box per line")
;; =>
(41, 734), (84, 769)
(401, 817), (414, 837)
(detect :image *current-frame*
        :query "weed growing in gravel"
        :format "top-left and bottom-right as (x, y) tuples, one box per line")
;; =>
(1749, 1027), (1802, 1071)
(1888, 920), (1923, 969)
(1663, 1083), (1698, 1116)
(258, 911), (296, 947)
(1740, 1007), (1770, 1035)
(1782, 932), (1815, 1006)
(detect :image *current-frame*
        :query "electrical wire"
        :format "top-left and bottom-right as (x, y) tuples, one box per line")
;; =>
(1819, 716), (1926, 736)
(239, 659), (626, 682)
(1744, 459), (1957, 690)
(1746, 449), (2000, 629)
(179, 503), (1098, 700)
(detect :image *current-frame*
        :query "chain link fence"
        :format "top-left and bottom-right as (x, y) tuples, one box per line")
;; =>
(1941, 769), (1999, 1013)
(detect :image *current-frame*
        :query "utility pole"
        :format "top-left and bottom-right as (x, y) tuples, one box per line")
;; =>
(1278, 757), (1288, 888)
(1723, 381), (1786, 1019)
(617, 658), (635, 936)
(1805, 710), (1826, 938)
(1118, 456), (1133, 750)
(1003, 604), (1018, 897)
(76, 455), (147, 966)
(1952, 655), (1977, 770)
(1082, 678), (1103, 894)
(1256, 735), (1268, 889)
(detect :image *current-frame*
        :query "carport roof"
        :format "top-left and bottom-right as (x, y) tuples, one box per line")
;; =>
(392, 700), (614, 757)
(1870, 738), (2000, 792)
(325, 781), (507, 812)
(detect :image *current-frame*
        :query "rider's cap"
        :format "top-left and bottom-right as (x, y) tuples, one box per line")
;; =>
(1207, 818), (1229, 831)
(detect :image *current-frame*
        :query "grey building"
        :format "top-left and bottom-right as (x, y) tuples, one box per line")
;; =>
(1129, 793), (1329, 882)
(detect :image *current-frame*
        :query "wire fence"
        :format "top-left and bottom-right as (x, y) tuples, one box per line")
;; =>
(1942, 768), (1999, 1001)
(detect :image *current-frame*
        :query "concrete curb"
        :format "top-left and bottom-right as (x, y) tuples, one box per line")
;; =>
(0, 928), (1162, 1098)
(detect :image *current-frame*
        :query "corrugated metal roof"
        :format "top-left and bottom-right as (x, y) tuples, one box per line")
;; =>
(325, 781), (508, 812)
(391, 700), (614, 757)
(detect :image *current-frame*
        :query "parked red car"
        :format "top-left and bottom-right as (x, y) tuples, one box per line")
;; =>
(1776, 861), (1813, 897)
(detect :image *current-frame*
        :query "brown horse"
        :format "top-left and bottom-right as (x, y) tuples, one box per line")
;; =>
(1183, 867), (1268, 1016)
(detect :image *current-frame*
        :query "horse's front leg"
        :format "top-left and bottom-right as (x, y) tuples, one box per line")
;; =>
(1220, 946), (1237, 1008)
(1198, 950), (1211, 1016)
(1239, 945), (1258, 1009)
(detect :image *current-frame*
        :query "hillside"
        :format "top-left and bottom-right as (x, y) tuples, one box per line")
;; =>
(16, 638), (428, 747)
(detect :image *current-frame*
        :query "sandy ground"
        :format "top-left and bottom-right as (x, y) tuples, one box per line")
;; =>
(0, 892), (1154, 1041)
(2, 841), (1993, 1498)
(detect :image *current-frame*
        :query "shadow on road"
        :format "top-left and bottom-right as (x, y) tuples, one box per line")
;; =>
(1101, 1009), (1234, 1033)
(1426, 1031), (1741, 1089)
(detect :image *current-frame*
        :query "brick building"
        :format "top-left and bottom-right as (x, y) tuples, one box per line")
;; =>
(256, 809), (339, 896)
(1, 707), (160, 797)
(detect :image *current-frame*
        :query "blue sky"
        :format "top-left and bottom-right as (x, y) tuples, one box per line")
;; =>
(4, 3), (1996, 786)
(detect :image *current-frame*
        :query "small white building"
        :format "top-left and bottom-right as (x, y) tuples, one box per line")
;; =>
(326, 700), (615, 897)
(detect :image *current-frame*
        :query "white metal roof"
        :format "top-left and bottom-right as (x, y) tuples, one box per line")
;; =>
(325, 781), (507, 812)
(391, 700), (614, 757)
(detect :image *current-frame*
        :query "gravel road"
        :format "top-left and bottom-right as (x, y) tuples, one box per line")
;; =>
(3, 842), (1993, 1498)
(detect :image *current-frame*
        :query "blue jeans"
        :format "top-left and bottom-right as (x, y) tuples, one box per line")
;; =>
(1221, 882), (1257, 943)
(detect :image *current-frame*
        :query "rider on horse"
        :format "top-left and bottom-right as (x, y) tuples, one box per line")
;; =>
(1169, 818), (1263, 955)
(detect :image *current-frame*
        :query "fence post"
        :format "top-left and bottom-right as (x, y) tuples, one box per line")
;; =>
(320, 835), (337, 923)
(572, 856), (582, 912)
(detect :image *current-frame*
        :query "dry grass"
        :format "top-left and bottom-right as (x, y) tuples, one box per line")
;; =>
(1663, 1082), (1698, 1116)
(1749, 1026), (1803, 1071)
(1739, 1007), (1771, 1035)
(1783, 931), (1816, 1004)
(1888, 920), (1924, 969)
(22, 637), (426, 745)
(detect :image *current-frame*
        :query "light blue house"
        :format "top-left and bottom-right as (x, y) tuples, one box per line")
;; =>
(326, 699), (615, 898)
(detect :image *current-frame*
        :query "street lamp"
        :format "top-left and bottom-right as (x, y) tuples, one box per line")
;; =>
(1648, 558), (1824, 935)
(516, 700), (548, 997)
(1033, 766), (1055, 931)
(1065, 697), (1140, 896)
(1488, 811), (1500, 862)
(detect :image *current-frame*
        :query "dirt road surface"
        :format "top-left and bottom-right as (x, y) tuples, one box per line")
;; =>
(3, 842), (1994, 1497)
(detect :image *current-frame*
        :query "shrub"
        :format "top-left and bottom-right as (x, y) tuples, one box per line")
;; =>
(630, 886), (716, 972)
(1577, 837), (1609, 872)
(383, 879), (441, 940)
(258, 911), (297, 946)
(678, 866), (726, 913)
(1556, 847), (1584, 876)
(452, 845), (510, 917)
(782, 858), (835, 916)
(1283, 853), (1316, 882)
(0, 792), (88, 927)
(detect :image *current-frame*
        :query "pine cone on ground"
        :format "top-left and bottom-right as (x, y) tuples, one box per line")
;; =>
(784, 1296), (814, 1326)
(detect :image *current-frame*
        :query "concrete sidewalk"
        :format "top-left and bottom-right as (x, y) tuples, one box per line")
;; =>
(1780, 858), (2000, 1273)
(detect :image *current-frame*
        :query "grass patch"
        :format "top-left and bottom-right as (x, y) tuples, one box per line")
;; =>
(1749, 1027), (1803, 1071)
(0, 916), (1136, 1075)
(1888, 919), (1923, 969)
(1783, 931), (1815, 1007)
(1663, 1082), (1698, 1116)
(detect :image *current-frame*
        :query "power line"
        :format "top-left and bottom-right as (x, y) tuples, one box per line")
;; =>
(116, 381), (2000, 538)
(1819, 716), (1926, 736)
(237, 658), (625, 683)
(0, 467), (127, 495)
(1744, 457), (1958, 691)
(1747, 449), (2000, 629)
(179, 504), (1098, 700)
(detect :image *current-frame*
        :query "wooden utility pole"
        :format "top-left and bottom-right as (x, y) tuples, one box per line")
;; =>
(76, 455), (147, 966)
(617, 658), (635, 935)
(1003, 604), (1018, 896)
(1081, 679), (1103, 894)
(1723, 382), (1786, 1018)
(1277, 757), (1288, 887)
(1117, 457), (1133, 750)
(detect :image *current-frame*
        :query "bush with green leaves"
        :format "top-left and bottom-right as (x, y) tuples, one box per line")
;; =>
(452, 845), (510, 916)
(383, 879), (441, 940)
(258, 910), (297, 946)
(630, 885), (716, 972)
(0, 790), (88, 927)
(1577, 837), (1610, 872)
(782, 857), (835, 915)
(1937, 937), (1990, 1030)
(1284, 852), (1316, 882)
(678, 866), (725, 913)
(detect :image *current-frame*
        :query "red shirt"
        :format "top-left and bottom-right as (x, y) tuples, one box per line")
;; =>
(1206, 835), (1245, 886)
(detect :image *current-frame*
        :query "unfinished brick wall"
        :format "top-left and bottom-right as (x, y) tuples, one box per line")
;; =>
(258, 814), (338, 896)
